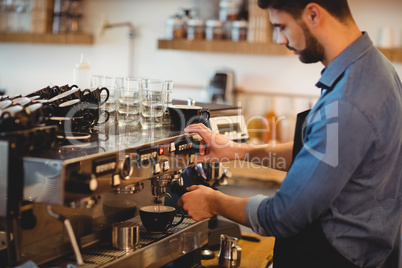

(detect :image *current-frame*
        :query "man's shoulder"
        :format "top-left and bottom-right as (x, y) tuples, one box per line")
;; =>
(338, 47), (401, 110)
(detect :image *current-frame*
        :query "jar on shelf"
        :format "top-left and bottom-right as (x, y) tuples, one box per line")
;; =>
(187, 19), (205, 40)
(231, 20), (248, 41)
(205, 20), (224, 41)
(164, 17), (185, 39)
(219, 0), (241, 22)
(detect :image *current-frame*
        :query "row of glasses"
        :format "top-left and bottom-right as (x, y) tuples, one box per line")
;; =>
(92, 75), (173, 129)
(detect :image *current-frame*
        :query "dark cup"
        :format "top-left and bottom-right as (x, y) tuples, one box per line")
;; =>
(0, 105), (32, 132)
(26, 86), (58, 99)
(80, 102), (110, 128)
(53, 99), (83, 117)
(0, 100), (12, 110)
(47, 115), (88, 133)
(9, 94), (22, 100)
(25, 103), (45, 125)
(51, 100), (109, 130)
(12, 97), (32, 107)
(48, 87), (89, 105)
(139, 205), (184, 233)
(81, 87), (109, 106)
(34, 100), (57, 118)
(168, 105), (210, 131)
(57, 84), (78, 94)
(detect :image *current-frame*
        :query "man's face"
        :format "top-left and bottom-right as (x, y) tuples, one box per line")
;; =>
(268, 8), (324, 64)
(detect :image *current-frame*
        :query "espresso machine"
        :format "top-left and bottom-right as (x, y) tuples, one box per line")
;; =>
(0, 86), (249, 268)
(0, 86), (211, 268)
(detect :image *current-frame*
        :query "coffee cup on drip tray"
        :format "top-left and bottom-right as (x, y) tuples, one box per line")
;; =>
(139, 205), (184, 233)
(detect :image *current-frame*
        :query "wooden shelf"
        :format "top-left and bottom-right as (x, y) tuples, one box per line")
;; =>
(0, 32), (93, 45)
(158, 39), (292, 56)
(377, 47), (402, 63)
(158, 39), (402, 63)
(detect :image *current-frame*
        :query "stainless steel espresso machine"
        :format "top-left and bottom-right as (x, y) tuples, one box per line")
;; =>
(0, 87), (249, 268)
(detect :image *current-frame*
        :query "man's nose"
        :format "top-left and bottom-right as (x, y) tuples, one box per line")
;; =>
(273, 29), (287, 45)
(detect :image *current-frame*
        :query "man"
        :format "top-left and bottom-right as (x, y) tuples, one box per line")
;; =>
(178, 0), (402, 267)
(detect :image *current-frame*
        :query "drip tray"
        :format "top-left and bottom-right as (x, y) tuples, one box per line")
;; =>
(43, 217), (208, 268)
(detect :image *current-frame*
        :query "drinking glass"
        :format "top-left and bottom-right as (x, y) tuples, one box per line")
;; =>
(140, 79), (166, 129)
(117, 78), (141, 126)
(92, 75), (123, 114)
(163, 80), (173, 126)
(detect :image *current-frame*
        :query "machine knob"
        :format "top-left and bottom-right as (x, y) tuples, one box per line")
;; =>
(66, 172), (98, 193)
(119, 155), (133, 180)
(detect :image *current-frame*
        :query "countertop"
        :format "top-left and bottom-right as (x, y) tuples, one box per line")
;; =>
(201, 232), (275, 268)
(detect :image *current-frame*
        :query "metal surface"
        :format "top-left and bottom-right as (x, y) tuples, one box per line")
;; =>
(22, 125), (195, 206)
(43, 217), (208, 268)
(111, 221), (140, 251)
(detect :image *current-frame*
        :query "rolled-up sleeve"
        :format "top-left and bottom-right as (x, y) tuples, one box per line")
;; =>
(245, 195), (269, 236)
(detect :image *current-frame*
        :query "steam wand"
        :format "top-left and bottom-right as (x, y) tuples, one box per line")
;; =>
(47, 206), (84, 265)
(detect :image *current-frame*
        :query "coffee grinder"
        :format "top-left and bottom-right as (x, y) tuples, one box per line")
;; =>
(207, 67), (235, 105)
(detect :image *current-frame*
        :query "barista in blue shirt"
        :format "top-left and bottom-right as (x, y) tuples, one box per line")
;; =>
(178, 0), (402, 267)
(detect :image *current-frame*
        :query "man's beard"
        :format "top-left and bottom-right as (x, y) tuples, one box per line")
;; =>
(288, 23), (325, 64)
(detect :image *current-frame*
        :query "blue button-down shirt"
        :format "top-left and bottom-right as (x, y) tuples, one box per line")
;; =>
(245, 33), (402, 267)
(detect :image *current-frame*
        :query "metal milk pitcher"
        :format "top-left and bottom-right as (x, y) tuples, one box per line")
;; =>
(218, 234), (242, 268)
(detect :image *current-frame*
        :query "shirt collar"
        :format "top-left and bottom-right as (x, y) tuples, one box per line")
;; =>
(315, 32), (373, 91)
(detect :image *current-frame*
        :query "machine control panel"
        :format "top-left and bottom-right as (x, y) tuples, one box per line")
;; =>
(209, 115), (249, 142)
(93, 155), (117, 177)
(174, 138), (195, 155)
(137, 147), (158, 166)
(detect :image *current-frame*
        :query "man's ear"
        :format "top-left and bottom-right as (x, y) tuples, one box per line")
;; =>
(303, 3), (322, 28)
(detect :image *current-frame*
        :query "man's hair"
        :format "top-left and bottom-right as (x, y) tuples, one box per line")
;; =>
(258, 0), (352, 20)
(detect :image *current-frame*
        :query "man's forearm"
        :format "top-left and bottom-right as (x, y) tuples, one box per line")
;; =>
(238, 142), (294, 171)
(212, 190), (250, 227)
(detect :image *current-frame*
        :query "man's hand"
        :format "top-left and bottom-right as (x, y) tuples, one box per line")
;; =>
(177, 185), (218, 221)
(177, 184), (250, 226)
(184, 123), (241, 164)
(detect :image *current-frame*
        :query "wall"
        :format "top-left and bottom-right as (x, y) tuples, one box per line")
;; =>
(0, 0), (401, 114)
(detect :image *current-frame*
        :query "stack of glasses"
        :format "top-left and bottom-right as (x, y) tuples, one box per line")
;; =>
(91, 76), (173, 129)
